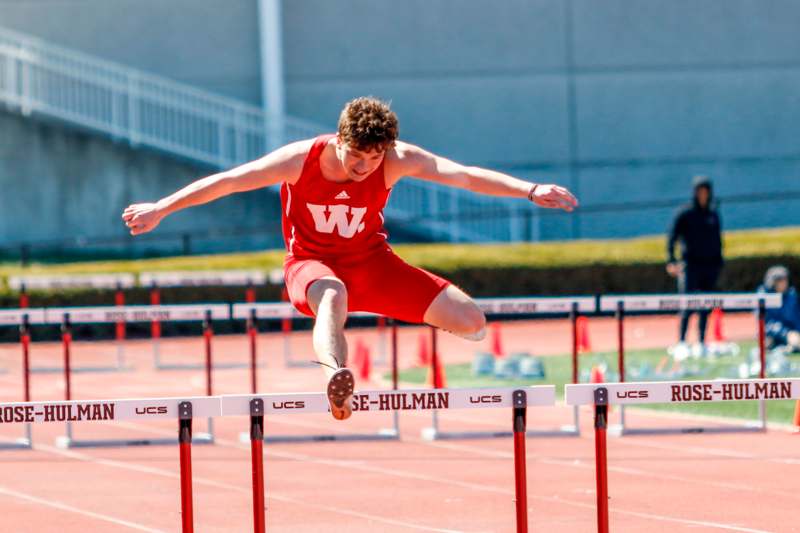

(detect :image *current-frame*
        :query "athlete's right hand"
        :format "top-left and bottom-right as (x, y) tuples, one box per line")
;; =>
(121, 203), (164, 235)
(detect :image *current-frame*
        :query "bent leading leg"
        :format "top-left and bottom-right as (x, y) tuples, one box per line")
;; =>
(423, 285), (487, 341)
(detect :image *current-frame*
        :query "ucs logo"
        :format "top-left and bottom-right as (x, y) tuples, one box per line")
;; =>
(469, 395), (503, 404)
(616, 390), (649, 399)
(135, 406), (168, 415)
(272, 401), (306, 410)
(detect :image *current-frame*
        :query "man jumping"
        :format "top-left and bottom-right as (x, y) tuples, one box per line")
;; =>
(122, 97), (578, 420)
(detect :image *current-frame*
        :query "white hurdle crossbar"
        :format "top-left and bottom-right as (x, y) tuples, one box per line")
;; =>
(423, 296), (596, 441)
(599, 293), (783, 436)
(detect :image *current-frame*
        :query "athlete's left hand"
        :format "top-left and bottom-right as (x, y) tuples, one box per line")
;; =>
(529, 184), (579, 212)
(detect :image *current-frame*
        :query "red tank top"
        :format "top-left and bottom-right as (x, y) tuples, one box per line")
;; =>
(280, 134), (392, 259)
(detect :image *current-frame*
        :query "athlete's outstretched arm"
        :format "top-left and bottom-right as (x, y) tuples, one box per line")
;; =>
(392, 143), (578, 212)
(121, 140), (310, 235)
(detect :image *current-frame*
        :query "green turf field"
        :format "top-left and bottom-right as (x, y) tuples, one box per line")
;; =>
(390, 342), (800, 425)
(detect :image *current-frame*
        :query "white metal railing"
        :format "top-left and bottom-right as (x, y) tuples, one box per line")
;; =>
(0, 25), (524, 243)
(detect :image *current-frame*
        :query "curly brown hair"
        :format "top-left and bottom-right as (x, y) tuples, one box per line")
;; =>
(337, 96), (399, 152)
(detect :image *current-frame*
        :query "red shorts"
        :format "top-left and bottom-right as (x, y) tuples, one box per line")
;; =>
(284, 249), (450, 323)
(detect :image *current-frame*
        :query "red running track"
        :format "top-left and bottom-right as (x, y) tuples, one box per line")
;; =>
(0, 318), (795, 532)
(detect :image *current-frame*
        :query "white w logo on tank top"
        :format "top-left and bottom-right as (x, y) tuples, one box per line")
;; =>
(306, 204), (367, 238)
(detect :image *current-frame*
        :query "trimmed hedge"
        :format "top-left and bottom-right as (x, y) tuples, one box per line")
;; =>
(2, 254), (796, 343)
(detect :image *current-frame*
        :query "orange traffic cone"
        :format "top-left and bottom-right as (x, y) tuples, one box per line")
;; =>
(490, 322), (504, 358)
(417, 332), (431, 366)
(710, 308), (725, 342)
(350, 338), (364, 370)
(590, 365), (605, 384)
(576, 316), (592, 353)
(356, 339), (372, 382)
(427, 356), (447, 389)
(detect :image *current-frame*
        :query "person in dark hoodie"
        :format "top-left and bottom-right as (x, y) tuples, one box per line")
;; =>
(666, 175), (723, 358)
(758, 266), (800, 353)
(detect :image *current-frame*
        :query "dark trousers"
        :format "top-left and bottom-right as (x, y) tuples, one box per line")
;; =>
(678, 263), (721, 343)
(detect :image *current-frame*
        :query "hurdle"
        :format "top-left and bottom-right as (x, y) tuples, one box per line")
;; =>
(566, 378), (800, 533)
(0, 308), (48, 449)
(422, 296), (596, 440)
(141, 270), (265, 370)
(232, 302), (401, 442)
(0, 395), (219, 531)
(600, 292), (782, 435)
(221, 384), (554, 533)
(47, 304), (226, 448)
(10, 274), (136, 373)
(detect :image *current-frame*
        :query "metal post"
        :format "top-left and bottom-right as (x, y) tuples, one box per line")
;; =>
(570, 302), (579, 385)
(21, 314), (31, 402)
(150, 284), (162, 367)
(570, 301), (581, 432)
(115, 282), (126, 369)
(758, 298), (767, 428)
(616, 301), (626, 428)
(430, 326), (440, 434)
(391, 320), (400, 433)
(62, 313), (72, 401)
(249, 309), (258, 394)
(250, 399), (266, 533)
(203, 310), (213, 397)
(594, 387), (610, 533)
(512, 390), (528, 533)
(19, 282), (29, 308)
(178, 401), (194, 533)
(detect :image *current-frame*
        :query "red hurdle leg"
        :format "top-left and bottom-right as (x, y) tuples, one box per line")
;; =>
(616, 302), (625, 383)
(570, 302), (579, 386)
(593, 387), (610, 533)
(62, 315), (72, 401)
(512, 390), (528, 533)
(21, 315), (31, 402)
(758, 298), (766, 380)
(203, 311), (213, 397)
(391, 321), (399, 391)
(115, 284), (126, 342)
(248, 310), (258, 394)
(178, 402), (194, 533)
(150, 285), (161, 340)
(19, 286), (29, 309)
(249, 399), (266, 533)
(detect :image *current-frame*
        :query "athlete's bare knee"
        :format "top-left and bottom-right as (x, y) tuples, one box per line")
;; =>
(458, 303), (487, 337)
(307, 278), (348, 317)
(425, 286), (486, 341)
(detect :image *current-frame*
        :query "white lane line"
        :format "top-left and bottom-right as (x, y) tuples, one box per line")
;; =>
(33, 439), (463, 533)
(413, 439), (774, 532)
(618, 438), (800, 465)
(0, 484), (166, 533)
(33, 417), (776, 533)
(424, 439), (800, 500)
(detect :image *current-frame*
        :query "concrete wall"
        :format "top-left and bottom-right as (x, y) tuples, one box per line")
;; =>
(0, 110), (283, 255)
(1, 0), (799, 245)
(0, 0), (261, 103)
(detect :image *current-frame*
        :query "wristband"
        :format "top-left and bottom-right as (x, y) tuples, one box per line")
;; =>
(527, 184), (539, 202)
